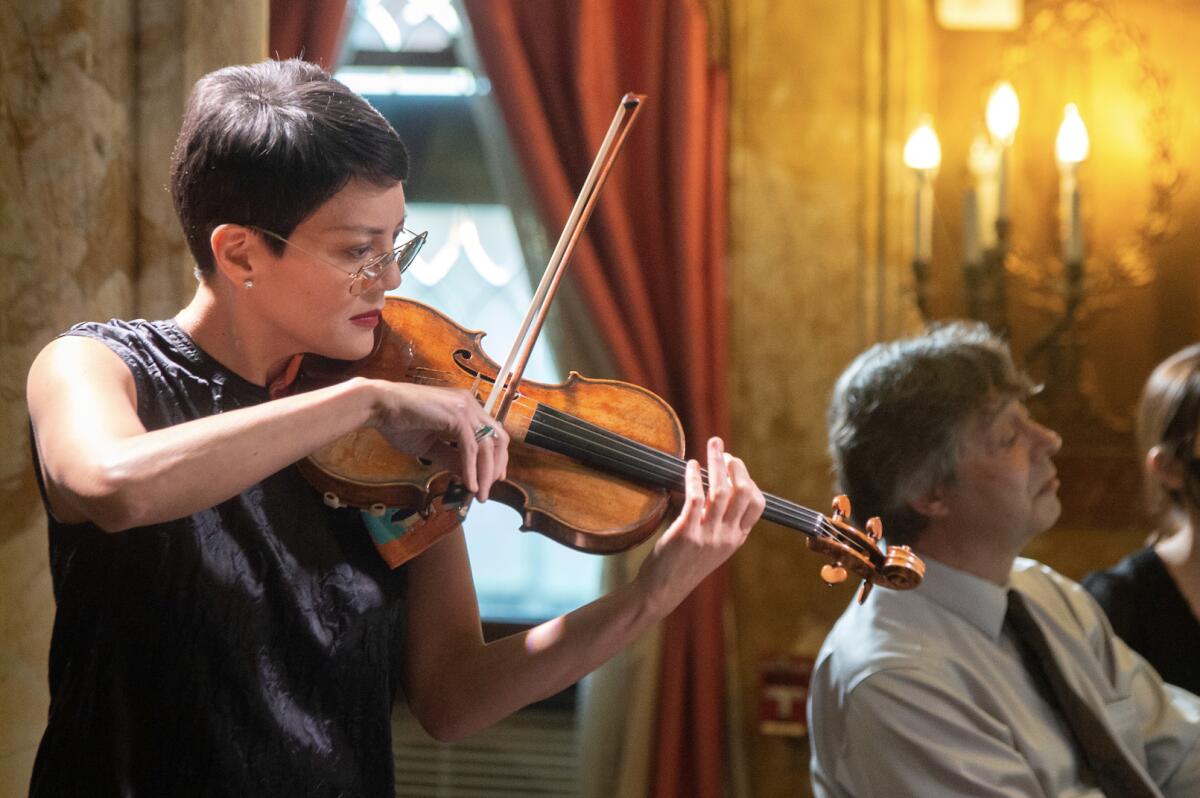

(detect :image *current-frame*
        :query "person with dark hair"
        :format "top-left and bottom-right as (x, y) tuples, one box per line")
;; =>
(1083, 344), (1200, 695)
(807, 322), (1200, 798)
(25, 59), (765, 797)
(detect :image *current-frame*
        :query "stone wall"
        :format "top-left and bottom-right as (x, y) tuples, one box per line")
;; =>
(0, 3), (264, 792)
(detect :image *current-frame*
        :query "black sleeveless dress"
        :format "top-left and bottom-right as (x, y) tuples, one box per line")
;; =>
(1083, 546), (1200, 696)
(30, 319), (408, 798)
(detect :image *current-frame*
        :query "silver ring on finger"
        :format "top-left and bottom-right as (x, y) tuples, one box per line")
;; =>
(474, 422), (496, 442)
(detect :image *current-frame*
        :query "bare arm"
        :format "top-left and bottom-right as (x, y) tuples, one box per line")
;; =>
(27, 335), (508, 531)
(402, 437), (765, 741)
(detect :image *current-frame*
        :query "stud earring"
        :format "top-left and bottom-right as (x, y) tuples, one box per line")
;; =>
(243, 279), (254, 289)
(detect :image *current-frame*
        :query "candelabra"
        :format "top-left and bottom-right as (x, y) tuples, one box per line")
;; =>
(904, 86), (1110, 432)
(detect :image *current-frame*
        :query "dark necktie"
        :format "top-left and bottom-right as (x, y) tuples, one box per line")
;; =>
(1005, 589), (1158, 798)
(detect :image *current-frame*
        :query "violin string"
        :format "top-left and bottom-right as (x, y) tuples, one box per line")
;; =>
(515, 401), (834, 529)
(405, 372), (861, 549)
(407, 368), (544, 414)
(398, 370), (867, 549)
(515, 418), (857, 548)
(526, 406), (864, 549)
(400, 371), (863, 549)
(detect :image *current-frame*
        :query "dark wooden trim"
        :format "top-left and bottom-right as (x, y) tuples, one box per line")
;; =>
(347, 49), (460, 68)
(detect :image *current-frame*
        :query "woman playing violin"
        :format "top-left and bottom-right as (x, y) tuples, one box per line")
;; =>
(25, 58), (765, 797)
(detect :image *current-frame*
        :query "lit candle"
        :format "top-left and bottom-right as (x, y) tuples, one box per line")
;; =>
(903, 121), (942, 264)
(1056, 103), (1089, 264)
(986, 81), (1019, 226)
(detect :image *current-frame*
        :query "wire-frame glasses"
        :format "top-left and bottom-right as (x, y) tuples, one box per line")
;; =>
(249, 225), (428, 295)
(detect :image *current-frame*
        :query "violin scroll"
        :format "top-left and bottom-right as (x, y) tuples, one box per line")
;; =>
(806, 495), (925, 604)
(880, 546), (925, 591)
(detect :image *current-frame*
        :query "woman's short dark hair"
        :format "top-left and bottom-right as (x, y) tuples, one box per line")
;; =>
(170, 59), (409, 274)
(827, 321), (1035, 547)
(1136, 343), (1200, 525)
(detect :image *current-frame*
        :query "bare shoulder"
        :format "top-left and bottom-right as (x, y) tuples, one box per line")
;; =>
(27, 334), (137, 414)
(27, 333), (146, 459)
(26, 334), (150, 524)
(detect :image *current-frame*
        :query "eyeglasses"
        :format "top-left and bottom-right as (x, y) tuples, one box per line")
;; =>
(248, 225), (427, 295)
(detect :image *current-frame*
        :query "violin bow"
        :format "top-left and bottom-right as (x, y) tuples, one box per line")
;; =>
(484, 93), (645, 423)
(449, 94), (643, 520)
(448, 95), (645, 520)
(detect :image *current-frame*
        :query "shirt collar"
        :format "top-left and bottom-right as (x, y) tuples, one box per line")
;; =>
(914, 555), (1009, 641)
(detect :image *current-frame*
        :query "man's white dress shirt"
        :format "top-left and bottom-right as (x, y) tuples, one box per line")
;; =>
(808, 556), (1200, 797)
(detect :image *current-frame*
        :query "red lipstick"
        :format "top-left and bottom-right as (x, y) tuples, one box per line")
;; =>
(350, 310), (381, 328)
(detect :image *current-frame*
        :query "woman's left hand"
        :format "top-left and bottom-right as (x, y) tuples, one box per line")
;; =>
(634, 436), (765, 613)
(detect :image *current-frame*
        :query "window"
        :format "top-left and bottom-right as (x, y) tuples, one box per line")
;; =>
(337, 0), (603, 623)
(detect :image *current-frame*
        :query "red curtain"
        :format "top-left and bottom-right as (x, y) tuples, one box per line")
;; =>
(462, 2), (731, 795)
(269, 0), (350, 68)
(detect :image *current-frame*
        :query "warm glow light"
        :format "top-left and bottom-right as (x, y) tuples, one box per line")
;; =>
(1056, 103), (1090, 164)
(903, 122), (942, 171)
(968, 133), (998, 176)
(986, 81), (1020, 143)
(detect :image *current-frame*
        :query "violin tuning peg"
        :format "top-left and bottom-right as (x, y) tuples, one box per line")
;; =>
(820, 563), (849, 586)
(832, 495), (852, 520)
(865, 516), (883, 542)
(856, 580), (874, 605)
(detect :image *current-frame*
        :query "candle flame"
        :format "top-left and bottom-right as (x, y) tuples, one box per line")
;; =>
(1056, 103), (1089, 164)
(903, 122), (942, 171)
(986, 81), (1019, 143)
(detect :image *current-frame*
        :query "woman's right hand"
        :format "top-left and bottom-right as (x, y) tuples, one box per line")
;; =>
(364, 379), (510, 501)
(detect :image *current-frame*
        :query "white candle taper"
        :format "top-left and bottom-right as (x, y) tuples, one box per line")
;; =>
(903, 121), (942, 263)
(969, 133), (1000, 250)
(1056, 103), (1089, 264)
(986, 82), (1019, 227)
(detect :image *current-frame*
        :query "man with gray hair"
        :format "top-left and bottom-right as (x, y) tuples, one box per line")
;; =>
(808, 322), (1200, 797)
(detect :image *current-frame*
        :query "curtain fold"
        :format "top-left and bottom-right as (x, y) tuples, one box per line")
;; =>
(269, 0), (350, 67)
(462, 2), (731, 795)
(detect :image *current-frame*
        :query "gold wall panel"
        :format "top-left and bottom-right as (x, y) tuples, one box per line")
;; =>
(728, 1), (929, 795)
(727, 1), (1200, 796)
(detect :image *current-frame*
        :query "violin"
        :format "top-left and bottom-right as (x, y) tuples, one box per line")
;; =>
(293, 297), (923, 601)
(292, 94), (924, 602)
